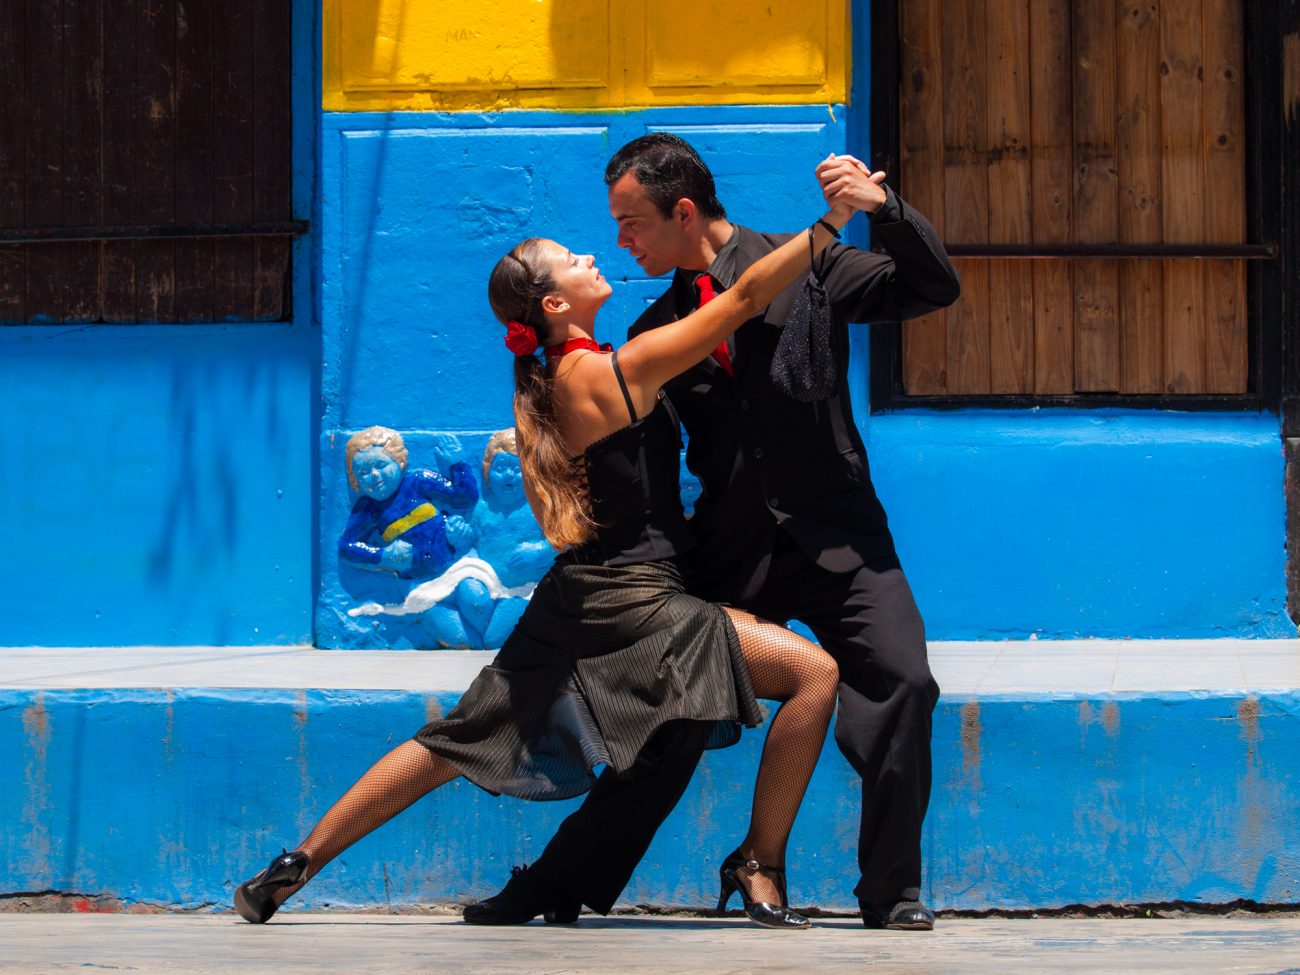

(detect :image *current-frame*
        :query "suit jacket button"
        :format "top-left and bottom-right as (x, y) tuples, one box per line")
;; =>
(769, 496), (779, 507)
(753, 448), (764, 460)
(739, 399), (750, 410)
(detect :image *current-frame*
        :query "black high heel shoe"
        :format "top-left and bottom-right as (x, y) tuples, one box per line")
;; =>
(716, 849), (811, 930)
(234, 849), (309, 923)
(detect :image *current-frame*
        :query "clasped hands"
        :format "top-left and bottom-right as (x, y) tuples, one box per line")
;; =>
(817, 154), (888, 218)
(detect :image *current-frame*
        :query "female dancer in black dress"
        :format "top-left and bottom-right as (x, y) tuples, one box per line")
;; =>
(234, 185), (861, 930)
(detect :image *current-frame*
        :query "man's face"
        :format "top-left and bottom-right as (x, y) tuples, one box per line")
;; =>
(608, 172), (689, 277)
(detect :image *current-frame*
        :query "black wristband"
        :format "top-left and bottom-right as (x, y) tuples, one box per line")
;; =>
(814, 218), (842, 239)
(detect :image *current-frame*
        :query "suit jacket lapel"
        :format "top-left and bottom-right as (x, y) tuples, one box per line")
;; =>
(733, 226), (803, 328)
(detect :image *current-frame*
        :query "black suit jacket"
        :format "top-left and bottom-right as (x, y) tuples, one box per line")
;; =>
(627, 191), (960, 602)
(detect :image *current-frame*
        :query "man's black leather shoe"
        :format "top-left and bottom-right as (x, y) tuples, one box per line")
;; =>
(462, 865), (581, 925)
(861, 899), (935, 931)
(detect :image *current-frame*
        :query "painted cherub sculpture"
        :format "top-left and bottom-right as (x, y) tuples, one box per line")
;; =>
(344, 428), (556, 648)
(338, 426), (478, 580)
(459, 428), (555, 646)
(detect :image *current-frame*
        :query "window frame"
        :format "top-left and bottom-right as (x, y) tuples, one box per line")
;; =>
(862, 0), (1286, 415)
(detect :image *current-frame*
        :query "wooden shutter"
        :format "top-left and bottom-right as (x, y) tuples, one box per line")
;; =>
(898, 0), (1249, 396)
(0, 0), (298, 325)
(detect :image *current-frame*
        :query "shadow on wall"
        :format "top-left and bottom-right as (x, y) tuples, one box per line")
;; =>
(332, 0), (408, 430)
(142, 354), (297, 645)
(147, 360), (282, 586)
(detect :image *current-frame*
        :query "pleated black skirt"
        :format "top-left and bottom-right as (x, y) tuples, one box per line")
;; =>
(411, 557), (762, 801)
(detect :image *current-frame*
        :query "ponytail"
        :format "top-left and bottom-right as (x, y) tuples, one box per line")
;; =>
(488, 239), (596, 550)
(511, 354), (596, 549)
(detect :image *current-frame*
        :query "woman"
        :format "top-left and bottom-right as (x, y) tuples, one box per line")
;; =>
(234, 181), (860, 930)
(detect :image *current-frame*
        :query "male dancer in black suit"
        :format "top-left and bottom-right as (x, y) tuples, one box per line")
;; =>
(466, 134), (960, 930)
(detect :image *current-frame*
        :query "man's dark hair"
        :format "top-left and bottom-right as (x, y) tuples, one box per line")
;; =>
(604, 133), (727, 221)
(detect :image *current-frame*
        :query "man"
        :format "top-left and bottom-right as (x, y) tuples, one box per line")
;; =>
(466, 134), (959, 930)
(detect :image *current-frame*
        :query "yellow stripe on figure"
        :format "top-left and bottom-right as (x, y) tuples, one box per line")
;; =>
(382, 503), (439, 543)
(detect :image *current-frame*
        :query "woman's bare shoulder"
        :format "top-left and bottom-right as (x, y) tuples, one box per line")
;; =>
(552, 353), (629, 452)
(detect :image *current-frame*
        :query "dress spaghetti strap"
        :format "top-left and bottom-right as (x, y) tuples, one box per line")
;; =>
(610, 350), (638, 424)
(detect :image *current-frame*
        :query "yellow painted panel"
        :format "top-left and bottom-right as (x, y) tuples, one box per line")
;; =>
(645, 1), (832, 90)
(324, 0), (849, 112)
(334, 0), (610, 92)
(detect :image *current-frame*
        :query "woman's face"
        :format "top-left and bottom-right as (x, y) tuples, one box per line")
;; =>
(540, 239), (612, 317)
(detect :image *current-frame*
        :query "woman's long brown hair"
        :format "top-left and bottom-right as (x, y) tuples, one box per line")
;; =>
(487, 239), (596, 550)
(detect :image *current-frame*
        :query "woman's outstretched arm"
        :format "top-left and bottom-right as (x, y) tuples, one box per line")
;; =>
(616, 205), (854, 397)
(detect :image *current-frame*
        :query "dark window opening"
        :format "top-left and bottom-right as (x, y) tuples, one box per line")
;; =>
(0, 0), (302, 325)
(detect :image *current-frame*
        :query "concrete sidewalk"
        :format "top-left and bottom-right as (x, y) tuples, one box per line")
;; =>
(2, 913), (1299, 975)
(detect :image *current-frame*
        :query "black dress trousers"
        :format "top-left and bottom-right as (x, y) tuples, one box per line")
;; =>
(526, 720), (712, 915)
(738, 532), (939, 906)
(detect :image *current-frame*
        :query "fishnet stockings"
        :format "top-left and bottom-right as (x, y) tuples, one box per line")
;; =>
(269, 741), (459, 908)
(724, 608), (839, 906)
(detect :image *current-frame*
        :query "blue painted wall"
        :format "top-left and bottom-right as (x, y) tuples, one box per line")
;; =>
(318, 109), (848, 433)
(926, 690), (1300, 908)
(5, 687), (1296, 909)
(315, 108), (855, 645)
(0, 327), (314, 645)
(0, 0), (319, 648)
(869, 410), (1288, 638)
(0, 0), (1288, 650)
(315, 108), (1289, 645)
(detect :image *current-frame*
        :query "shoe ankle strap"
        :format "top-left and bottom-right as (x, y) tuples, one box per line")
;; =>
(736, 857), (785, 876)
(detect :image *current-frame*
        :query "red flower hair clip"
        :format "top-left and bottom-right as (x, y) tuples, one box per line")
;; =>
(503, 319), (539, 357)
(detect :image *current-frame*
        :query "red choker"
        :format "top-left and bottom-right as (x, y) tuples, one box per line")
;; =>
(544, 337), (613, 363)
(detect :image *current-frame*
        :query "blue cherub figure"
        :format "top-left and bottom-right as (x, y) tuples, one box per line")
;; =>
(339, 426), (477, 580)
(475, 428), (555, 587)
(455, 428), (555, 647)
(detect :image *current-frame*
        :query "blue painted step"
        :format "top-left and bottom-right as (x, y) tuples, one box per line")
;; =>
(2, 643), (1297, 912)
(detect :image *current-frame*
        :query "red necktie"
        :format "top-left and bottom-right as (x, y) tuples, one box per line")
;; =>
(695, 273), (734, 377)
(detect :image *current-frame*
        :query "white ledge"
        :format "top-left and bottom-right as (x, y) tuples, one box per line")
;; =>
(0, 640), (1296, 696)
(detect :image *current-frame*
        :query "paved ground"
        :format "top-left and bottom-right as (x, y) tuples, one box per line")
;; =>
(3, 913), (1299, 975)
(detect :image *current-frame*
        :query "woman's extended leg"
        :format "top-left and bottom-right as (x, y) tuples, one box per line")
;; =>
(721, 608), (839, 914)
(235, 740), (459, 921)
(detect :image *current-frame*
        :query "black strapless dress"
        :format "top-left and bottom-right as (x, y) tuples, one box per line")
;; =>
(412, 353), (761, 800)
